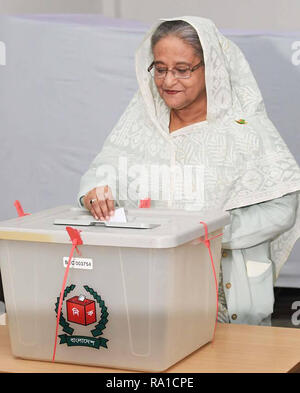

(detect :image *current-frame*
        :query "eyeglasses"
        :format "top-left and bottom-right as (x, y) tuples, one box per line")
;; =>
(147, 60), (204, 79)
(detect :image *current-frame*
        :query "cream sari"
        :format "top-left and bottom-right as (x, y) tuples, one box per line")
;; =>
(79, 16), (300, 292)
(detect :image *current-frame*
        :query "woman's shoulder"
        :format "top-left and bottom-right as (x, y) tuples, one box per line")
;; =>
(219, 111), (283, 150)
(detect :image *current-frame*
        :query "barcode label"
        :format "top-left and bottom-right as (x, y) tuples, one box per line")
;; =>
(63, 257), (93, 270)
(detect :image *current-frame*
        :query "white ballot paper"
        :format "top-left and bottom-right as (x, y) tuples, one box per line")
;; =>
(107, 207), (127, 223)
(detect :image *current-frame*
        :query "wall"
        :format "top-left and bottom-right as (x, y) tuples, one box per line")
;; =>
(0, 0), (299, 31)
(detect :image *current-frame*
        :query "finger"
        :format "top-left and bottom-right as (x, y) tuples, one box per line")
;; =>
(84, 191), (100, 220)
(90, 202), (101, 220)
(87, 196), (100, 220)
(104, 186), (115, 216)
(97, 198), (110, 220)
(91, 198), (106, 221)
(96, 187), (110, 219)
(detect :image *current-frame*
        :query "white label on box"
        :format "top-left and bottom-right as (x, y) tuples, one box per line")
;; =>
(63, 257), (93, 270)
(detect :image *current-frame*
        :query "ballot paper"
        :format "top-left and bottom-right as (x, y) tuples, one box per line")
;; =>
(106, 207), (127, 223)
(53, 207), (127, 226)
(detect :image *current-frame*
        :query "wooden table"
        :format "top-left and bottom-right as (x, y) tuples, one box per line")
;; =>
(0, 322), (300, 373)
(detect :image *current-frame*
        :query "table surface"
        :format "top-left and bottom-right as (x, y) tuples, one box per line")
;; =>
(1, 321), (300, 373)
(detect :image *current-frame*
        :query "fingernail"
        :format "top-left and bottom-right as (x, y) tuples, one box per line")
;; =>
(109, 210), (114, 216)
(105, 216), (109, 220)
(100, 216), (105, 221)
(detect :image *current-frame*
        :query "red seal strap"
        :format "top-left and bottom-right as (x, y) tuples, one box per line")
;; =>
(52, 227), (83, 362)
(198, 221), (223, 341)
(14, 200), (30, 217)
(139, 198), (151, 208)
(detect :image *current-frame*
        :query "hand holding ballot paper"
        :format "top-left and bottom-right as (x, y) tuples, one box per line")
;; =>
(55, 183), (130, 227)
(56, 184), (157, 229)
(82, 185), (115, 221)
(54, 207), (128, 226)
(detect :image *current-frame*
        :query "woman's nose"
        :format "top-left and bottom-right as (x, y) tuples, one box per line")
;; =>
(163, 71), (178, 87)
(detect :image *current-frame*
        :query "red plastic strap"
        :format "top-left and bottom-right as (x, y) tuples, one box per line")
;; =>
(14, 200), (30, 217)
(52, 227), (83, 362)
(198, 221), (223, 341)
(66, 226), (83, 256)
(139, 198), (151, 208)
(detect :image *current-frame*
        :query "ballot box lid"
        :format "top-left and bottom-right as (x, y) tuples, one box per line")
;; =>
(0, 205), (230, 248)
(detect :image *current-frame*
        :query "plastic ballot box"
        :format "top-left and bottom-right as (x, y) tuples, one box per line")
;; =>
(0, 205), (229, 372)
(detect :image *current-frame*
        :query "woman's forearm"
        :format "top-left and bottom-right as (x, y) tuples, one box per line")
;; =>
(221, 192), (298, 249)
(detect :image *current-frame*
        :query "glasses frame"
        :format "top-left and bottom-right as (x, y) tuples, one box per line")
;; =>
(147, 59), (204, 79)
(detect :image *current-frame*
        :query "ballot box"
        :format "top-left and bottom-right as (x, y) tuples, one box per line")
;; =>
(0, 205), (229, 371)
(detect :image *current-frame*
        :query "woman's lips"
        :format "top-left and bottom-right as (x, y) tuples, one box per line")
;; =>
(164, 90), (181, 95)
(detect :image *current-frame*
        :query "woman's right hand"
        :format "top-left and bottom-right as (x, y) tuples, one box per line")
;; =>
(83, 185), (115, 221)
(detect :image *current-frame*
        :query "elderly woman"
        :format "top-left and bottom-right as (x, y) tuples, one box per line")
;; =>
(78, 17), (300, 325)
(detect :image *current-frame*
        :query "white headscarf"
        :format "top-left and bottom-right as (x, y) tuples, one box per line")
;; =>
(79, 16), (300, 278)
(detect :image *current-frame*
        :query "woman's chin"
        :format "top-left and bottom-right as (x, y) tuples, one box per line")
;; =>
(166, 102), (187, 110)
(163, 98), (186, 110)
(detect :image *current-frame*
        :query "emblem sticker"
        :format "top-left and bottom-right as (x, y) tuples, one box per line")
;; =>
(55, 284), (109, 349)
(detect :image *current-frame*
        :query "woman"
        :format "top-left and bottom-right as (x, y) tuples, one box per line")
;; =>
(78, 16), (300, 325)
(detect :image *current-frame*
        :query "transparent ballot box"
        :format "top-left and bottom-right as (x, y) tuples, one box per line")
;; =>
(0, 205), (229, 371)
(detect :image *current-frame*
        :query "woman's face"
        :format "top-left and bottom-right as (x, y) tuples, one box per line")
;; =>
(152, 35), (206, 111)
